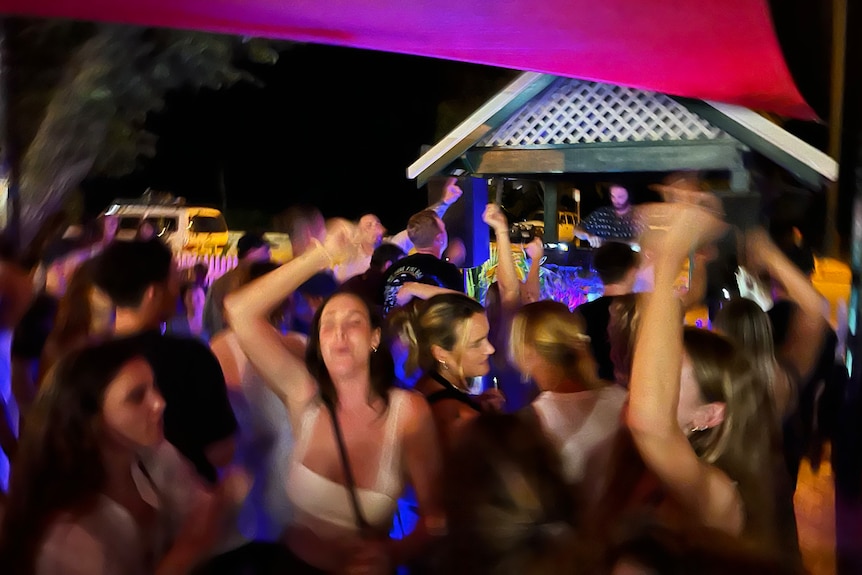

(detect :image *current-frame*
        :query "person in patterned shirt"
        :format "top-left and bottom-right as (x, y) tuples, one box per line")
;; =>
(574, 184), (641, 247)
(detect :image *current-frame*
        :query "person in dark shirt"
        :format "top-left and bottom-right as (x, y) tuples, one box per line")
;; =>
(340, 242), (405, 317)
(93, 239), (237, 484)
(382, 209), (463, 315)
(575, 241), (639, 382)
(574, 184), (641, 247)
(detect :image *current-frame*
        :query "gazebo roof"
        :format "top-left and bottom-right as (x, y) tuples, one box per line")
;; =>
(408, 73), (836, 189)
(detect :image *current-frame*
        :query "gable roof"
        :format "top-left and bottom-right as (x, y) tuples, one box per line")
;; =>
(408, 73), (836, 188)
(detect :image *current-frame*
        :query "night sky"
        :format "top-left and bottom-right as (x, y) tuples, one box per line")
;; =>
(82, 44), (515, 233)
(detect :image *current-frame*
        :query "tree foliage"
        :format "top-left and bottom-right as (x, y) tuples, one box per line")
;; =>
(3, 18), (285, 248)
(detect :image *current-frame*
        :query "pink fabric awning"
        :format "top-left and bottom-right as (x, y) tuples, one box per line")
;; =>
(4, 0), (816, 119)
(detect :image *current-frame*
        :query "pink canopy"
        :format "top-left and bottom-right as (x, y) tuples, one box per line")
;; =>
(5, 0), (815, 119)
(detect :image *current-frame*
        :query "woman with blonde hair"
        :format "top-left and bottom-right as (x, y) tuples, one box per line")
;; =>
(391, 292), (501, 449)
(510, 300), (626, 497)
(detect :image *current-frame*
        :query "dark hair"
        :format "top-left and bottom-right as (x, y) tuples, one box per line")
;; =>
(442, 413), (581, 575)
(41, 258), (107, 378)
(593, 241), (638, 286)
(306, 292), (394, 408)
(370, 243), (405, 270)
(93, 239), (173, 308)
(248, 261), (280, 282)
(0, 339), (150, 574)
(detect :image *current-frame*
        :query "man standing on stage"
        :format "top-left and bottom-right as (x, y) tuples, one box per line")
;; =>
(574, 184), (640, 247)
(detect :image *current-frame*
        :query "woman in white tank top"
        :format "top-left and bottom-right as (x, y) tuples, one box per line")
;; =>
(509, 300), (626, 501)
(225, 219), (443, 574)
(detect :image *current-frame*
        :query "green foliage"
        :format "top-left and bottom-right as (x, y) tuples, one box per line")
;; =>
(4, 18), (288, 245)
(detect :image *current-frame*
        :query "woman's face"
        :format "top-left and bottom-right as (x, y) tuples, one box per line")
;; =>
(317, 293), (380, 379)
(452, 313), (495, 379)
(101, 358), (165, 449)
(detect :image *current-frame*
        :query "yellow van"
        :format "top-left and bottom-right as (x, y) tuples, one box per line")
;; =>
(105, 195), (229, 255)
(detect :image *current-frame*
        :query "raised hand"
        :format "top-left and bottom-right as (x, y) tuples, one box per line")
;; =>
(322, 218), (360, 265)
(639, 200), (728, 257)
(442, 177), (464, 206)
(525, 237), (544, 261)
(482, 203), (508, 232)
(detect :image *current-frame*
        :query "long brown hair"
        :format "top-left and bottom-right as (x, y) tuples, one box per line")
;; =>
(682, 327), (780, 549)
(305, 292), (394, 408)
(0, 339), (149, 575)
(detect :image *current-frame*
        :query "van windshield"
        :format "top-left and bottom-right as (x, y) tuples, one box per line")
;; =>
(190, 215), (228, 233)
(118, 216), (178, 233)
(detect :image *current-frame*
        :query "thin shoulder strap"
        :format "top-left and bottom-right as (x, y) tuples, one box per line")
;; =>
(322, 397), (372, 535)
(376, 391), (405, 493)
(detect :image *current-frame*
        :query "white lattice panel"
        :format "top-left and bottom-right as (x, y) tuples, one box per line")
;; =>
(478, 78), (727, 146)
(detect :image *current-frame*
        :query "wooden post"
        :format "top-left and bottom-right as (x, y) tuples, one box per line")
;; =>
(825, 0), (848, 257)
(543, 181), (558, 243)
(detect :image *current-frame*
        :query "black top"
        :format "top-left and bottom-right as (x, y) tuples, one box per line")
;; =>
(119, 329), (237, 484)
(381, 253), (463, 315)
(11, 292), (59, 360)
(424, 371), (481, 412)
(581, 207), (641, 241)
(340, 268), (388, 317)
(575, 295), (616, 381)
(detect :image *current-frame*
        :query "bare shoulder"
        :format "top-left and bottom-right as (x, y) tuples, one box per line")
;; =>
(390, 387), (433, 429)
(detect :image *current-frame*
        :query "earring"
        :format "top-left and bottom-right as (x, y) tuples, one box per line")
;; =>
(371, 345), (378, 353)
(690, 424), (708, 433)
(438, 360), (448, 371)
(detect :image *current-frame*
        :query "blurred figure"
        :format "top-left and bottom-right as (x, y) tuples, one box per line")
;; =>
(510, 300), (625, 498)
(574, 184), (640, 247)
(575, 241), (639, 382)
(340, 243), (405, 318)
(40, 258), (115, 384)
(382, 210), (463, 316)
(93, 239), (237, 486)
(626, 201), (796, 566)
(225, 220), (443, 573)
(276, 204), (326, 258)
(442, 237), (466, 268)
(333, 177), (464, 283)
(440, 413), (581, 575)
(167, 281), (209, 342)
(203, 232), (272, 337)
(210, 262), (299, 546)
(0, 339), (243, 575)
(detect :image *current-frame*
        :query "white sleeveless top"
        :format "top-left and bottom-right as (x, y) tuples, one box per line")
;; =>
(532, 385), (627, 485)
(285, 388), (406, 537)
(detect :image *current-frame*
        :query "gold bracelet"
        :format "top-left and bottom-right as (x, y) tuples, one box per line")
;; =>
(310, 238), (335, 268)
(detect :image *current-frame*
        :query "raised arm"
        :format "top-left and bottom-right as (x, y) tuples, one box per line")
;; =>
(483, 204), (520, 310)
(388, 178), (464, 251)
(224, 220), (355, 423)
(745, 228), (828, 382)
(627, 202), (742, 535)
(521, 238), (544, 305)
